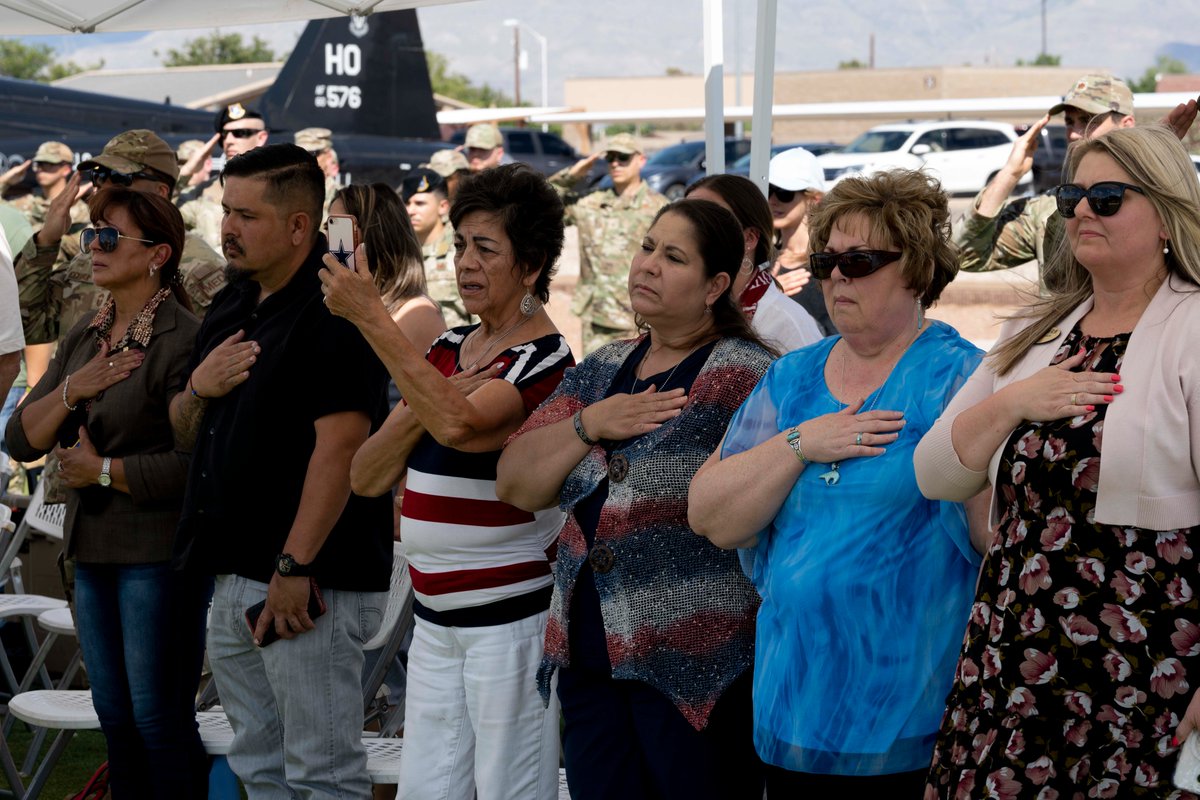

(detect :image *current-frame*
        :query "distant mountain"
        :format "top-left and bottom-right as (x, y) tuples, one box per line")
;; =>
(1161, 42), (1200, 72)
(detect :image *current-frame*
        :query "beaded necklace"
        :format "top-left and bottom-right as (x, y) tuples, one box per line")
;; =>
(88, 287), (172, 352)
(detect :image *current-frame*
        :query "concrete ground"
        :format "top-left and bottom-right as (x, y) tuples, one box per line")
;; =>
(543, 196), (1039, 357)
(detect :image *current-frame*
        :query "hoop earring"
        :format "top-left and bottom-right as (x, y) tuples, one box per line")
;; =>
(740, 256), (754, 273)
(520, 292), (538, 317)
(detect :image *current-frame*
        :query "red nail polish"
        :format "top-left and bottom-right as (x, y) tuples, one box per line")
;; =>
(1174, 736), (1181, 747)
(1111, 375), (1121, 382)
(1086, 405), (1095, 411)
(1103, 395), (1113, 403)
(1113, 385), (1123, 393)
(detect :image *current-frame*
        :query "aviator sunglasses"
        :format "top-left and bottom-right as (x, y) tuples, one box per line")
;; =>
(1053, 181), (1146, 219)
(809, 250), (903, 280)
(79, 226), (155, 253)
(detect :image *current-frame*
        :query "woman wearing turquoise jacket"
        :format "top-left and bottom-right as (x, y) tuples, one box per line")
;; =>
(690, 169), (988, 795)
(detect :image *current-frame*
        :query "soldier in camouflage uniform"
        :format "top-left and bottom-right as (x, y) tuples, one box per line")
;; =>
(295, 127), (341, 223)
(952, 74), (1196, 290)
(401, 168), (469, 326)
(423, 149), (470, 202)
(549, 133), (668, 353)
(16, 130), (227, 347)
(1, 141), (90, 229)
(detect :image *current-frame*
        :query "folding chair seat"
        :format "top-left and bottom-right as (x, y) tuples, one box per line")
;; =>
(0, 689), (98, 800)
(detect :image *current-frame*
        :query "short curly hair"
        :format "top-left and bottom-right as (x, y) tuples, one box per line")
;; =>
(449, 164), (564, 303)
(807, 169), (957, 307)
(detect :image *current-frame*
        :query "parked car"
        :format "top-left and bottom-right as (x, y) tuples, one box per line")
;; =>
(594, 138), (753, 200)
(725, 142), (842, 179)
(447, 128), (605, 185)
(816, 121), (1033, 196)
(1025, 123), (1069, 194)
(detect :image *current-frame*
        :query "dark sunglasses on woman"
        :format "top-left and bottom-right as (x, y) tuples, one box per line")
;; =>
(809, 250), (903, 280)
(79, 226), (154, 253)
(1053, 181), (1146, 219)
(768, 184), (801, 204)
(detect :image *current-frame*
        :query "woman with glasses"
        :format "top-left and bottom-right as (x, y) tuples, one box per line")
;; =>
(920, 126), (1200, 797)
(689, 169), (985, 795)
(767, 147), (836, 335)
(686, 174), (823, 353)
(5, 187), (210, 798)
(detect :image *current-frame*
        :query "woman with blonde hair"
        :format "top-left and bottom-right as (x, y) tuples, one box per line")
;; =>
(918, 125), (1200, 797)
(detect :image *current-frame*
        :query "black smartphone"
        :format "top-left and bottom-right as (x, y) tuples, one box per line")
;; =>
(244, 579), (327, 647)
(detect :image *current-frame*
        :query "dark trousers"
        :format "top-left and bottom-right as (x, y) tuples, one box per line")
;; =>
(764, 764), (928, 798)
(558, 666), (763, 800)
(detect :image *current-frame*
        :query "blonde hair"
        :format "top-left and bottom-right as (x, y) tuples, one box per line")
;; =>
(807, 168), (958, 307)
(990, 125), (1200, 376)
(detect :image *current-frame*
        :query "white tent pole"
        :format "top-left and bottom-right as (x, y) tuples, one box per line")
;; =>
(748, 0), (777, 195)
(702, 0), (724, 175)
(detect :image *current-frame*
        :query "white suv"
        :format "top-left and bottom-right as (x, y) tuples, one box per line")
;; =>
(817, 121), (1031, 195)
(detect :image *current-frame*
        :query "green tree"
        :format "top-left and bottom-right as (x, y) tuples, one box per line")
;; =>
(159, 31), (280, 66)
(1016, 53), (1062, 66)
(426, 51), (517, 107)
(1127, 55), (1189, 93)
(0, 40), (98, 82)
(838, 59), (867, 70)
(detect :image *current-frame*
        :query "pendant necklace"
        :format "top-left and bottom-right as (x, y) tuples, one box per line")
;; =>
(458, 316), (531, 372)
(630, 340), (700, 395)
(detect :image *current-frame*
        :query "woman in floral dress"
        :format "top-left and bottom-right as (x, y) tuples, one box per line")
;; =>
(916, 125), (1200, 798)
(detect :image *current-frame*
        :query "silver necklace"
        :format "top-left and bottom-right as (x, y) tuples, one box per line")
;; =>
(630, 341), (701, 395)
(459, 316), (531, 371)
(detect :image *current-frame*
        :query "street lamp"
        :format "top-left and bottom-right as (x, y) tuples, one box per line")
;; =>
(503, 18), (549, 116)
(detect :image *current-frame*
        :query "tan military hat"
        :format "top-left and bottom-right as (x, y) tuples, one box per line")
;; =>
(176, 139), (211, 164)
(295, 127), (333, 154)
(79, 130), (181, 181)
(33, 141), (73, 164)
(602, 133), (641, 155)
(464, 123), (503, 150)
(423, 149), (470, 177)
(1049, 73), (1134, 117)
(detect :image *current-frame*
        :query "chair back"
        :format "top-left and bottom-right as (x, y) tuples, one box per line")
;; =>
(364, 543), (412, 652)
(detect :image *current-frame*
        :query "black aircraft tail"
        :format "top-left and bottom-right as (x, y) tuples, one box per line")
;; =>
(255, 9), (440, 141)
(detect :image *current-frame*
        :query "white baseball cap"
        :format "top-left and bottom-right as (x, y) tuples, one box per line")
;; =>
(768, 148), (827, 193)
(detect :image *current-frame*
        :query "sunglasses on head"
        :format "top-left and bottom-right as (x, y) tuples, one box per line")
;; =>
(223, 127), (263, 140)
(809, 250), (902, 280)
(1053, 181), (1145, 218)
(79, 226), (154, 253)
(768, 184), (802, 204)
(604, 152), (633, 165)
(88, 165), (160, 188)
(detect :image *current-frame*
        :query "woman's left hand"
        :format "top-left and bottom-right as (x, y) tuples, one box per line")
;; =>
(52, 427), (103, 489)
(319, 244), (386, 326)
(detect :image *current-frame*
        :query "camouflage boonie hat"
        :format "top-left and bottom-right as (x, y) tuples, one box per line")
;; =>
(1049, 73), (1134, 117)
(464, 123), (503, 150)
(424, 149), (470, 177)
(79, 130), (181, 182)
(602, 133), (640, 155)
(33, 141), (73, 164)
(295, 127), (333, 153)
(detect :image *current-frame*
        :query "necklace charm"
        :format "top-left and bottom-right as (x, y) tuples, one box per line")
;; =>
(819, 463), (841, 486)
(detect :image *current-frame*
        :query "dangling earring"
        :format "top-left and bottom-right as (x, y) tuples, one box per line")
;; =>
(916, 299), (925, 331)
(1164, 241), (1171, 256)
(741, 256), (754, 273)
(520, 292), (538, 317)
(149, 264), (158, 276)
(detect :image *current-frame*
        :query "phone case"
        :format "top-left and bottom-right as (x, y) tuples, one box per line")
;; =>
(244, 579), (328, 648)
(326, 214), (359, 270)
(1176, 731), (1200, 791)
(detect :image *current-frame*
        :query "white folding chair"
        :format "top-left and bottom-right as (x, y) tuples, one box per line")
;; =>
(362, 542), (414, 737)
(0, 689), (98, 800)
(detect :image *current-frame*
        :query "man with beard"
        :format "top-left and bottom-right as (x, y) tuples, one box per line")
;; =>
(170, 143), (392, 798)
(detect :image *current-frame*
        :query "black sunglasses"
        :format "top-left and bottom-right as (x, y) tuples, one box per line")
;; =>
(1053, 181), (1146, 218)
(32, 161), (65, 172)
(89, 165), (160, 188)
(223, 128), (263, 140)
(768, 184), (802, 204)
(79, 226), (154, 253)
(809, 250), (903, 280)
(604, 152), (633, 165)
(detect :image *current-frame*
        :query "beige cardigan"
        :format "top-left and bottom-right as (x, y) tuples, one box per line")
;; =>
(915, 273), (1200, 531)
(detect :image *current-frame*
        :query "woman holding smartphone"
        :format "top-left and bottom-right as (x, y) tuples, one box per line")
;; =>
(6, 188), (209, 798)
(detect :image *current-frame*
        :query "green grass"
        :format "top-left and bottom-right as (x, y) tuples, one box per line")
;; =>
(0, 725), (107, 798)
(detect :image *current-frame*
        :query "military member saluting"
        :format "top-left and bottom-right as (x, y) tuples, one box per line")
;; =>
(549, 133), (667, 353)
(0, 141), (89, 228)
(461, 123), (508, 172)
(401, 167), (469, 327)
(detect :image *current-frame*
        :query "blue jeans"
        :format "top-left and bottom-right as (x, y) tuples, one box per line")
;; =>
(74, 561), (213, 799)
(207, 574), (385, 800)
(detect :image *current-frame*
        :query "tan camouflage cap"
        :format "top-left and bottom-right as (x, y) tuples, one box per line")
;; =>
(423, 149), (470, 177)
(602, 133), (641, 155)
(78, 130), (181, 182)
(33, 141), (73, 164)
(294, 127), (333, 154)
(176, 139), (211, 164)
(464, 123), (503, 150)
(1049, 73), (1134, 117)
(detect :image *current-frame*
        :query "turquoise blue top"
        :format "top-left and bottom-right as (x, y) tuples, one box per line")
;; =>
(722, 320), (983, 776)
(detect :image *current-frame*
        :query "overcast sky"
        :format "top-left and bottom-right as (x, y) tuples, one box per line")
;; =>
(13, 0), (1199, 104)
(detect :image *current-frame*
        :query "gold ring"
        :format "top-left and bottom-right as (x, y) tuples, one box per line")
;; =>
(1071, 393), (1078, 405)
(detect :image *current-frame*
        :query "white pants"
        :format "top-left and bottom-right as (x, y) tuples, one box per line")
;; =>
(398, 611), (560, 800)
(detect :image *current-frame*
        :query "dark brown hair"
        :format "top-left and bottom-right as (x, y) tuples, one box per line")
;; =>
(687, 173), (776, 266)
(334, 183), (427, 311)
(88, 186), (191, 312)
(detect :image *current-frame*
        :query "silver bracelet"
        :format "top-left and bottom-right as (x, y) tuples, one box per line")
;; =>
(573, 410), (598, 446)
(785, 425), (808, 465)
(62, 374), (79, 412)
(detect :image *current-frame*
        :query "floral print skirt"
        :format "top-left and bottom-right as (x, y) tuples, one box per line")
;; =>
(926, 327), (1200, 799)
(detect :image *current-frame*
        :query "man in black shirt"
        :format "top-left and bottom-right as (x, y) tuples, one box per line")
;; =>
(170, 144), (391, 797)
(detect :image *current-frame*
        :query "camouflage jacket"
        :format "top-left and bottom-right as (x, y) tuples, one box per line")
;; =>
(178, 195), (224, 252)
(5, 193), (89, 230)
(17, 232), (227, 345)
(952, 191), (1063, 288)
(549, 173), (667, 331)
(422, 222), (470, 327)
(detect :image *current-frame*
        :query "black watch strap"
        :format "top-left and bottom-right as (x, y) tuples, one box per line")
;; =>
(276, 553), (315, 577)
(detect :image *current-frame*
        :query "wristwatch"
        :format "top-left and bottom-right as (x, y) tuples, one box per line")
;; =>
(98, 457), (112, 488)
(276, 553), (315, 577)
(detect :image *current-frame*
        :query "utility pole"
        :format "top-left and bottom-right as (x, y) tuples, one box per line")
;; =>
(512, 25), (521, 105)
(1041, 0), (1047, 57)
